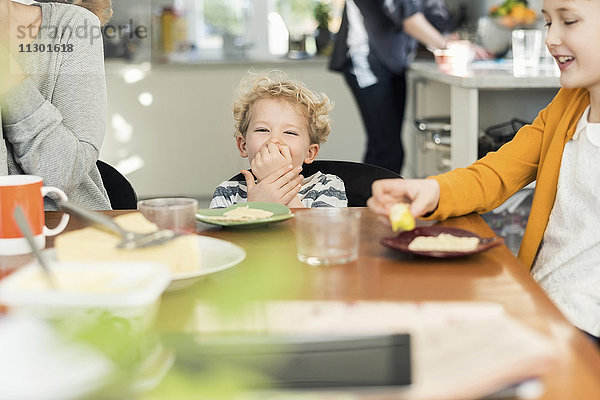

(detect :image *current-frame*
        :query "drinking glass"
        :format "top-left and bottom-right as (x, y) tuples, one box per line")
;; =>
(295, 209), (361, 266)
(137, 197), (198, 234)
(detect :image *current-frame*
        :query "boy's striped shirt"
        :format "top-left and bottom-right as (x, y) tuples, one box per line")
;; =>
(209, 171), (347, 208)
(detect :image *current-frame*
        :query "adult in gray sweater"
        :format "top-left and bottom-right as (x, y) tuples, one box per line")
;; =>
(0, 0), (113, 210)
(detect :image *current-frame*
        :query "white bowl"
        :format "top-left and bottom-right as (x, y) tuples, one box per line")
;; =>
(477, 16), (512, 57)
(0, 316), (115, 400)
(0, 261), (171, 330)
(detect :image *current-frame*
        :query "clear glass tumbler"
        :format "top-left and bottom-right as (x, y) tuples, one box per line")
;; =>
(137, 197), (198, 235)
(295, 208), (361, 266)
(512, 29), (542, 76)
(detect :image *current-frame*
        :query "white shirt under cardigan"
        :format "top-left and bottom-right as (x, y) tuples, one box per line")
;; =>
(532, 106), (600, 336)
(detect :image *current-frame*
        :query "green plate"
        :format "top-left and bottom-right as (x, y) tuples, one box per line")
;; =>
(196, 202), (293, 227)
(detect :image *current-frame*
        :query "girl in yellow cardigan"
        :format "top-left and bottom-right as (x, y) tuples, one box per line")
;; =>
(368, 0), (600, 342)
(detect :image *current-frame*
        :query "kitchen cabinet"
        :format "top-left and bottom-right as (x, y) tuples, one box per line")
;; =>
(404, 60), (560, 177)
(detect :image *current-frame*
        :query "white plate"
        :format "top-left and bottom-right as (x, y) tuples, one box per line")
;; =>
(45, 236), (246, 291)
(168, 236), (246, 291)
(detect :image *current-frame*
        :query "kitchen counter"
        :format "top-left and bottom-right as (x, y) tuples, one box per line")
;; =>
(105, 56), (329, 72)
(410, 59), (560, 89)
(407, 61), (561, 170)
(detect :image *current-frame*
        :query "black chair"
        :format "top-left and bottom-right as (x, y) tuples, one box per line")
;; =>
(229, 160), (402, 207)
(96, 160), (138, 210)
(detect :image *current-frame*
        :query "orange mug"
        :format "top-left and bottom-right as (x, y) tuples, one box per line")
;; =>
(0, 175), (69, 255)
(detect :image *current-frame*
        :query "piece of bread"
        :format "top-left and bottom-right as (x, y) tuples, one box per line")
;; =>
(408, 233), (480, 252)
(55, 212), (200, 274)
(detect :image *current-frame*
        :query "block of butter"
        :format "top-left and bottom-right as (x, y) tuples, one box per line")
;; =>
(55, 212), (200, 275)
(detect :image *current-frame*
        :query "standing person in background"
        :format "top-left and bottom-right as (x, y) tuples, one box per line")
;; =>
(329, 0), (455, 174)
(0, 0), (113, 210)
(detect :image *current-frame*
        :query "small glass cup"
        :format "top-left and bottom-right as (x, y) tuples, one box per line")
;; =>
(137, 197), (198, 235)
(512, 29), (542, 76)
(434, 40), (473, 76)
(295, 208), (361, 266)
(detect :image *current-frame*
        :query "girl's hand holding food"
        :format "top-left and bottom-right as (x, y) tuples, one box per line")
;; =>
(367, 179), (441, 227)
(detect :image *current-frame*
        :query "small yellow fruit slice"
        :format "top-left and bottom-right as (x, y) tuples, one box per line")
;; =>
(389, 203), (415, 232)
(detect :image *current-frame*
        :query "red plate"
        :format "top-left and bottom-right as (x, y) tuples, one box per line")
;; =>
(381, 226), (503, 258)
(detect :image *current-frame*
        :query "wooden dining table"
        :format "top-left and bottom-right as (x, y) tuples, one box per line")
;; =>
(2, 208), (600, 399)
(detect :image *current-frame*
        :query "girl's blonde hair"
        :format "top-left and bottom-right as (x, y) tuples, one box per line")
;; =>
(233, 71), (334, 144)
(39, 0), (113, 26)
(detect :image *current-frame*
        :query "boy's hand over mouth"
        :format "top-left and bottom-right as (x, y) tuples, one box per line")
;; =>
(286, 196), (305, 208)
(243, 165), (303, 204)
(251, 141), (293, 181)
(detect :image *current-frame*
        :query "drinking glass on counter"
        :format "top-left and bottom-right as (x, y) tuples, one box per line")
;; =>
(512, 29), (543, 76)
(434, 40), (474, 76)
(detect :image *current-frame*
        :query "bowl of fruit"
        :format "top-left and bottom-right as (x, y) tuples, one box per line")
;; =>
(490, 0), (538, 28)
(478, 1), (539, 57)
(477, 16), (512, 57)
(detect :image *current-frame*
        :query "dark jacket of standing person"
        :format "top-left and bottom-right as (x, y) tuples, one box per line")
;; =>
(329, 0), (452, 174)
